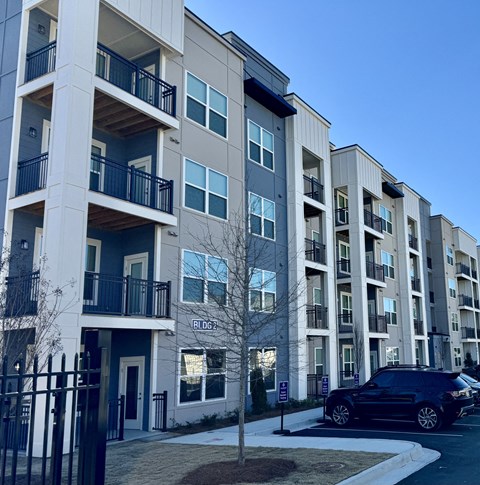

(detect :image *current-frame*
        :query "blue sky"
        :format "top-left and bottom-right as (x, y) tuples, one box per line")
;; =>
(185, 0), (480, 242)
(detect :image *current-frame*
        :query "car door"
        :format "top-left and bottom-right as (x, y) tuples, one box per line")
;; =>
(354, 370), (397, 418)
(388, 371), (424, 417)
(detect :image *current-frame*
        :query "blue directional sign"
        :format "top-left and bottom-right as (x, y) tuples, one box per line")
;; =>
(278, 381), (289, 403)
(354, 373), (360, 387)
(321, 376), (329, 395)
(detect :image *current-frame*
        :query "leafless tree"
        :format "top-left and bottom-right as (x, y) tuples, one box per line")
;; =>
(352, 320), (364, 381)
(172, 211), (304, 465)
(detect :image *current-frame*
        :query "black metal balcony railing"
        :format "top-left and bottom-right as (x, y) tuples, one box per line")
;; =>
(458, 294), (473, 308)
(368, 314), (387, 333)
(306, 304), (328, 329)
(83, 272), (171, 318)
(337, 259), (351, 277)
(364, 209), (382, 232)
(338, 312), (353, 333)
(335, 208), (349, 226)
(305, 239), (326, 265)
(16, 153), (48, 196)
(303, 175), (324, 204)
(5, 271), (40, 317)
(96, 44), (176, 117)
(414, 319), (424, 335)
(462, 327), (477, 339)
(408, 234), (418, 250)
(456, 263), (471, 277)
(25, 41), (56, 82)
(365, 261), (385, 282)
(90, 153), (173, 214)
(411, 278), (421, 292)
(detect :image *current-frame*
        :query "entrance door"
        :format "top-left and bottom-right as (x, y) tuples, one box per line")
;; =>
(128, 157), (152, 206)
(124, 253), (148, 315)
(119, 356), (144, 429)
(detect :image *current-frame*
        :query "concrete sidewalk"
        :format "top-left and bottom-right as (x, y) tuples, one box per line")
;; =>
(161, 408), (440, 485)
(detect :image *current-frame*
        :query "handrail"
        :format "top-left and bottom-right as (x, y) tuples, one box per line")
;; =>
(25, 41), (56, 82)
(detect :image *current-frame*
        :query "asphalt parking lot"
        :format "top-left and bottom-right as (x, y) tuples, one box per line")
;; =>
(291, 407), (480, 484)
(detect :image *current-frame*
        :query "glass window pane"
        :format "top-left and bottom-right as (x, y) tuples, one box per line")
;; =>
(264, 220), (274, 239)
(209, 88), (227, 115)
(185, 185), (206, 212)
(209, 171), (227, 196)
(183, 251), (205, 278)
(208, 257), (228, 282)
(249, 349), (262, 368)
(249, 142), (260, 163)
(264, 292), (275, 312)
(263, 199), (275, 220)
(264, 271), (276, 293)
(186, 160), (206, 188)
(205, 375), (225, 400)
(181, 349), (203, 375)
(187, 98), (206, 126)
(180, 376), (202, 403)
(208, 281), (226, 304)
(187, 73), (207, 103)
(209, 110), (227, 137)
(250, 215), (261, 235)
(86, 245), (96, 272)
(209, 193), (227, 219)
(250, 269), (263, 289)
(249, 121), (261, 143)
(262, 130), (273, 151)
(250, 290), (262, 310)
(206, 350), (225, 373)
(263, 150), (273, 170)
(250, 194), (262, 216)
(183, 278), (204, 302)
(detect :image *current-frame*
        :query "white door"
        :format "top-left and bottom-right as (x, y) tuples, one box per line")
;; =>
(90, 140), (106, 192)
(137, 64), (156, 104)
(128, 156), (152, 206)
(119, 356), (144, 430)
(124, 253), (148, 315)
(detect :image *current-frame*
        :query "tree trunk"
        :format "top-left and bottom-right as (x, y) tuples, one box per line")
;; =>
(237, 346), (246, 466)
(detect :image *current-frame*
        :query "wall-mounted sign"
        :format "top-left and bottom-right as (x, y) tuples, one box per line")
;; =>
(192, 319), (218, 331)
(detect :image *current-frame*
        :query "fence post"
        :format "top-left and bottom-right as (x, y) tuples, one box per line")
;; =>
(162, 391), (168, 432)
(118, 395), (125, 441)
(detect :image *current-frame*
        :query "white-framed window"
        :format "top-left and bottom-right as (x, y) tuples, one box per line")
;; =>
(314, 347), (324, 375)
(179, 349), (226, 403)
(448, 278), (456, 298)
(249, 347), (276, 392)
(249, 269), (276, 312)
(249, 193), (275, 240)
(451, 312), (459, 332)
(386, 347), (400, 366)
(340, 292), (353, 324)
(186, 72), (227, 138)
(248, 120), (274, 170)
(453, 347), (462, 367)
(446, 245), (454, 266)
(380, 205), (393, 234)
(381, 250), (395, 279)
(338, 241), (350, 274)
(184, 159), (228, 219)
(336, 192), (349, 224)
(84, 238), (102, 305)
(182, 250), (228, 305)
(342, 345), (354, 377)
(384, 297), (397, 325)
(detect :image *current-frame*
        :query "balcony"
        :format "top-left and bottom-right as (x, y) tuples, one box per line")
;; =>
(338, 312), (353, 333)
(25, 41), (56, 82)
(411, 278), (421, 292)
(5, 271), (40, 317)
(303, 175), (324, 204)
(336, 259), (351, 278)
(364, 209), (382, 232)
(456, 263), (471, 278)
(408, 234), (418, 251)
(458, 294), (473, 308)
(83, 272), (170, 318)
(96, 44), (176, 117)
(365, 261), (385, 282)
(368, 314), (387, 333)
(413, 319), (424, 335)
(90, 154), (173, 214)
(335, 208), (349, 226)
(305, 239), (326, 265)
(462, 327), (477, 339)
(306, 305), (328, 329)
(16, 153), (48, 196)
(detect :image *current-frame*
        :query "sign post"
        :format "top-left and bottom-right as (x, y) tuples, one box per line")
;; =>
(273, 381), (290, 435)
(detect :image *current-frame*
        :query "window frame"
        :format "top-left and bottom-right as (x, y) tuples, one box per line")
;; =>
(446, 245), (454, 266)
(453, 347), (462, 367)
(384, 297), (397, 325)
(381, 250), (395, 279)
(249, 268), (276, 313)
(185, 72), (228, 138)
(248, 347), (277, 393)
(380, 205), (393, 235)
(184, 158), (228, 220)
(448, 278), (456, 298)
(178, 348), (227, 404)
(247, 120), (274, 171)
(451, 312), (459, 332)
(386, 346), (400, 366)
(248, 192), (275, 240)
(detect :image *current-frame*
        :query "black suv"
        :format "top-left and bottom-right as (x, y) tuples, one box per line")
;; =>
(326, 366), (474, 431)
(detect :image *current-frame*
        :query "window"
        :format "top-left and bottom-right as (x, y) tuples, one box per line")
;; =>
(448, 278), (456, 298)
(338, 241), (350, 274)
(451, 312), (459, 332)
(380, 205), (393, 234)
(249, 269), (276, 312)
(446, 245), (454, 265)
(342, 345), (354, 378)
(182, 250), (228, 304)
(384, 298), (397, 325)
(249, 348), (276, 392)
(336, 192), (349, 224)
(386, 347), (400, 366)
(314, 347), (324, 375)
(249, 193), (275, 240)
(179, 349), (226, 403)
(84, 238), (101, 305)
(184, 159), (228, 219)
(248, 120), (274, 170)
(186, 73), (227, 137)
(453, 347), (462, 367)
(381, 250), (395, 279)
(340, 292), (353, 323)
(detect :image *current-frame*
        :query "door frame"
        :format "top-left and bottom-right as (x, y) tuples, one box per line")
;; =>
(91, 139), (106, 192)
(124, 252), (148, 279)
(128, 156), (152, 205)
(119, 356), (145, 430)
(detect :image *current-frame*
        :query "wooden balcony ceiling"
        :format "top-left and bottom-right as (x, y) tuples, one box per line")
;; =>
(88, 204), (152, 230)
(28, 85), (53, 108)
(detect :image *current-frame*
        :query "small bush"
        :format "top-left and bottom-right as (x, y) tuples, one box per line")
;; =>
(200, 413), (218, 426)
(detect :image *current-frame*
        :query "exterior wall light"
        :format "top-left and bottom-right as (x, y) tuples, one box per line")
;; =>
(20, 240), (29, 250)
(29, 127), (37, 138)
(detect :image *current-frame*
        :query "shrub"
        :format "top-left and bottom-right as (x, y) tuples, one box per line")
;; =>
(250, 367), (269, 414)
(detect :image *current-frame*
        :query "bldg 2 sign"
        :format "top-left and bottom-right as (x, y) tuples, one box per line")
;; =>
(192, 319), (218, 331)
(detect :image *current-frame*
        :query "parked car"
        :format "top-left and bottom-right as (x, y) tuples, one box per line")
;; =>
(460, 373), (480, 405)
(326, 366), (474, 431)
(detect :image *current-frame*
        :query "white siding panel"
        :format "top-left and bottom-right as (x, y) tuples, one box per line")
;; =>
(357, 152), (382, 198)
(401, 186), (420, 220)
(453, 228), (477, 256)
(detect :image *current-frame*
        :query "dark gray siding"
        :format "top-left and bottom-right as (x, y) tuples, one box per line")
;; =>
(18, 99), (51, 160)
(26, 8), (55, 53)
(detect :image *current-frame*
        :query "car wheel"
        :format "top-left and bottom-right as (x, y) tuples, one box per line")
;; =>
(416, 405), (442, 431)
(331, 402), (353, 427)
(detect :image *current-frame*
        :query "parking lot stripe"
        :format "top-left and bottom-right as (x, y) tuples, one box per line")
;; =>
(317, 427), (463, 438)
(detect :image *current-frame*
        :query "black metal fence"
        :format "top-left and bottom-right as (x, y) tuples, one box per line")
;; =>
(306, 305), (328, 329)
(364, 208), (382, 232)
(152, 391), (168, 432)
(25, 41), (56, 82)
(306, 374), (328, 400)
(305, 239), (326, 265)
(16, 153), (49, 196)
(365, 261), (385, 282)
(303, 175), (324, 204)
